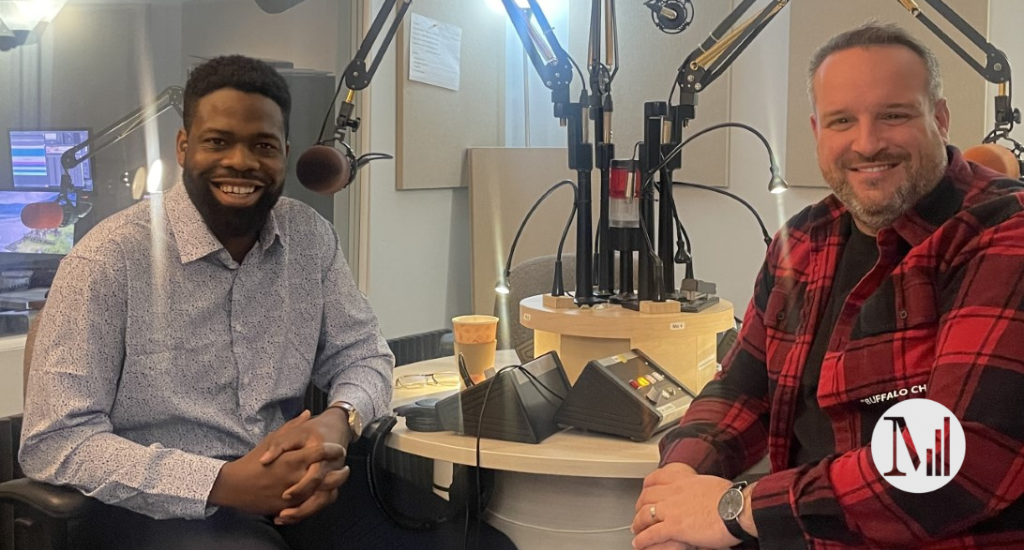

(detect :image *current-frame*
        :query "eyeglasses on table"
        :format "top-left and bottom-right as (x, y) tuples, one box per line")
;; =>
(394, 371), (461, 389)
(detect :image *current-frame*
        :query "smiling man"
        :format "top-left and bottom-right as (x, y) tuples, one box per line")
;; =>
(20, 55), (514, 549)
(632, 23), (1024, 550)
(178, 76), (289, 263)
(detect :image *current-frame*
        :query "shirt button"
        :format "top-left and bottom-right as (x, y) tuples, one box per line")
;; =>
(898, 309), (908, 320)
(776, 312), (785, 321)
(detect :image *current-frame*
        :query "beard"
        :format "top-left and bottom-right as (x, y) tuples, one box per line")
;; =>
(821, 143), (947, 232)
(181, 166), (284, 240)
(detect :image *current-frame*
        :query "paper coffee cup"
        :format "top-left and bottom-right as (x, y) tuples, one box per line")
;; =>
(455, 340), (496, 385)
(452, 315), (498, 344)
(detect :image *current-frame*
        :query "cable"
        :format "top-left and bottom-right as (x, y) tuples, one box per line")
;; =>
(642, 122), (779, 194)
(557, 204), (577, 260)
(626, 139), (651, 257)
(514, 365), (564, 399)
(468, 365), (520, 550)
(668, 193), (695, 278)
(673, 180), (773, 247)
(499, 180), (578, 291)
(636, 213), (666, 301)
(636, 211), (659, 268)
(627, 139), (667, 300)
(567, 53), (589, 95)
(316, 77), (347, 144)
(511, 364), (565, 407)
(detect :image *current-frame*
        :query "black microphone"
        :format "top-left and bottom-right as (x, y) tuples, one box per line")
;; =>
(644, 0), (693, 34)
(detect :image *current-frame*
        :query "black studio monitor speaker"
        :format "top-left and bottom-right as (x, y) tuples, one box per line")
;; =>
(555, 349), (696, 441)
(436, 352), (571, 444)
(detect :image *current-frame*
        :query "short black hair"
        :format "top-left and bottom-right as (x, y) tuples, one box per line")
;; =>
(808, 22), (942, 109)
(183, 55), (291, 135)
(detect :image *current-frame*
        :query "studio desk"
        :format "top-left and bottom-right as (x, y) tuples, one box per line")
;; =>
(388, 298), (736, 549)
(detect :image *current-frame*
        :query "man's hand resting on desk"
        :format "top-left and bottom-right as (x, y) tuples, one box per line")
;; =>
(632, 463), (756, 550)
(208, 410), (351, 522)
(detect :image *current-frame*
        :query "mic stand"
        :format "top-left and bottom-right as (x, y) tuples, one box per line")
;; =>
(588, 0), (618, 299)
(311, 0), (410, 179)
(564, 89), (601, 307)
(503, 0), (601, 306)
(634, 0), (789, 308)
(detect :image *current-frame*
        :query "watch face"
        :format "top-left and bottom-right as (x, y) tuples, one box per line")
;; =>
(717, 488), (744, 521)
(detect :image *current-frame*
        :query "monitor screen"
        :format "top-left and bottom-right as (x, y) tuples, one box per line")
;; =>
(0, 191), (75, 255)
(9, 129), (93, 191)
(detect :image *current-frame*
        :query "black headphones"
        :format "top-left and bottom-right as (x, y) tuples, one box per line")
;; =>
(364, 413), (494, 531)
(394, 398), (445, 432)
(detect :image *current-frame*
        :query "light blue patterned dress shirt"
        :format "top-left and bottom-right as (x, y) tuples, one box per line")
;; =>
(19, 184), (394, 520)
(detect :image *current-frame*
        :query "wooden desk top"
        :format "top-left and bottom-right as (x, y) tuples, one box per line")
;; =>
(388, 352), (663, 478)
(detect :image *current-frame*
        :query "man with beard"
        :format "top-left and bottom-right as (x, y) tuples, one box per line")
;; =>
(19, 56), (514, 549)
(631, 23), (1024, 550)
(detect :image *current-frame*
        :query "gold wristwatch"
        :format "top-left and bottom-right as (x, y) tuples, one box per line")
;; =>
(329, 402), (363, 439)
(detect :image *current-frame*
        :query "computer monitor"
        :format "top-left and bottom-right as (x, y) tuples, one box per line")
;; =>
(0, 191), (75, 256)
(8, 129), (93, 191)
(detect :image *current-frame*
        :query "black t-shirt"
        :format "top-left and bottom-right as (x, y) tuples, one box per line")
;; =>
(791, 220), (879, 466)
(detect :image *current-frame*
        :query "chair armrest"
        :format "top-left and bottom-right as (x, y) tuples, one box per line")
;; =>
(0, 478), (96, 519)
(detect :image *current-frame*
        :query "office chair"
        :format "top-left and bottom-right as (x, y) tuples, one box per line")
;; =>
(494, 253), (577, 362)
(0, 310), (89, 550)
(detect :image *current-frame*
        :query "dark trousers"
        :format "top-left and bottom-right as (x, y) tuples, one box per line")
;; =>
(69, 455), (516, 550)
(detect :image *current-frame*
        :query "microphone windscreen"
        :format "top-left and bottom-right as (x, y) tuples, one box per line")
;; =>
(20, 201), (64, 230)
(964, 143), (1021, 179)
(296, 145), (352, 195)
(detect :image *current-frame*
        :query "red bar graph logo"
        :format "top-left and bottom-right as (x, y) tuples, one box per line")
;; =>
(870, 398), (965, 493)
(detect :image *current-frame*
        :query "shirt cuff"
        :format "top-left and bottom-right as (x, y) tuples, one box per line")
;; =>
(749, 468), (809, 550)
(185, 454), (228, 520)
(660, 437), (724, 477)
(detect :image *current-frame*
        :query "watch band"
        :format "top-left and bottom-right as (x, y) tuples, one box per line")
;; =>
(721, 481), (756, 543)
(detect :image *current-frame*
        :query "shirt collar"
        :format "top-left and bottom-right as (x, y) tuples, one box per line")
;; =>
(164, 183), (283, 265)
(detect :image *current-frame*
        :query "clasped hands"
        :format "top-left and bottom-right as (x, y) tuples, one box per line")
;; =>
(210, 409), (352, 525)
(631, 463), (747, 550)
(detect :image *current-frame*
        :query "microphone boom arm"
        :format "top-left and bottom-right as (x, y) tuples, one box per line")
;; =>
(503, 0), (573, 102)
(502, 0), (601, 305)
(896, 0), (1022, 158)
(323, 0), (412, 145)
(59, 86), (183, 187)
(675, 0), (789, 109)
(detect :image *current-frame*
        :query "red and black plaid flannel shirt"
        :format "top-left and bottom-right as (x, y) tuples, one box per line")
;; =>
(660, 146), (1024, 549)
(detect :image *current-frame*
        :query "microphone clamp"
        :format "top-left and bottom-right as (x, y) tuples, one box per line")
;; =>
(644, 0), (693, 35)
